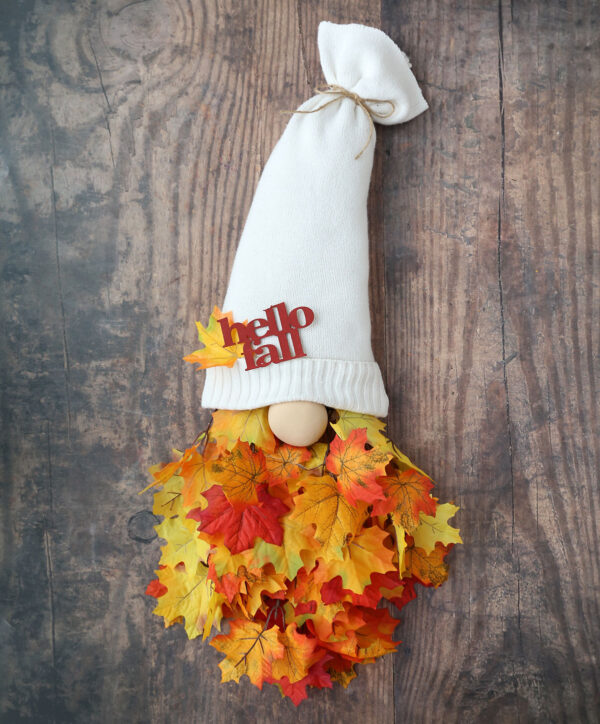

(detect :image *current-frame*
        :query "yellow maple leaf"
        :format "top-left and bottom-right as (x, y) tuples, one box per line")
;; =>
(155, 516), (211, 573)
(153, 562), (225, 640)
(288, 475), (369, 562)
(303, 442), (328, 471)
(332, 409), (389, 448)
(151, 474), (184, 517)
(210, 545), (255, 578)
(253, 514), (320, 580)
(231, 567), (287, 617)
(209, 407), (277, 454)
(183, 306), (246, 369)
(411, 502), (462, 554)
(210, 619), (284, 687)
(315, 526), (396, 595)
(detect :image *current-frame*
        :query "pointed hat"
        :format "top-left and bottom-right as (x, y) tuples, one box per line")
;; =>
(201, 21), (428, 417)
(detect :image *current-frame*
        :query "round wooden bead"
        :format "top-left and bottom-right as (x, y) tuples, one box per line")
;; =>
(267, 401), (329, 447)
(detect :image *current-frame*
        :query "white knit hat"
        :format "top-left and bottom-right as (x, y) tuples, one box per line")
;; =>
(201, 21), (428, 417)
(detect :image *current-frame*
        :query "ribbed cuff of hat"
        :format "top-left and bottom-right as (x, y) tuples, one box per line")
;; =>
(201, 357), (389, 418)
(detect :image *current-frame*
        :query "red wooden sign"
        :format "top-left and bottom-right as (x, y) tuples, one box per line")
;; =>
(218, 302), (314, 371)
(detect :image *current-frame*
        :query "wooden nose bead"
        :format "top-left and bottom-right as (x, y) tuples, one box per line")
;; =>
(267, 401), (329, 447)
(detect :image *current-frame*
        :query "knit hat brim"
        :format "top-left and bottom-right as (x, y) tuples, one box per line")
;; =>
(201, 356), (389, 417)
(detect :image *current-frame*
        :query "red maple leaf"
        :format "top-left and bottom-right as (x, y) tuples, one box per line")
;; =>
(187, 484), (288, 554)
(271, 652), (334, 705)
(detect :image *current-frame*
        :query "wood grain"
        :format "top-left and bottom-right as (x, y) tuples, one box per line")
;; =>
(1, 0), (598, 722)
(383, 1), (600, 722)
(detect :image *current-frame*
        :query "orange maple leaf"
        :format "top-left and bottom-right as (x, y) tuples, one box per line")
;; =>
(180, 443), (220, 508)
(267, 623), (325, 684)
(264, 444), (312, 486)
(371, 468), (437, 532)
(139, 444), (201, 495)
(183, 306), (246, 369)
(325, 429), (391, 506)
(209, 441), (268, 508)
(403, 539), (451, 588)
(210, 619), (284, 687)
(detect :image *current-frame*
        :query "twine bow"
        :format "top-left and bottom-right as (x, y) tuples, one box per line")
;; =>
(280, 83), (396, 160)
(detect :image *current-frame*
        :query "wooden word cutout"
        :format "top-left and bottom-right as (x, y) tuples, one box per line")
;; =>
(218, 302), (314, 370)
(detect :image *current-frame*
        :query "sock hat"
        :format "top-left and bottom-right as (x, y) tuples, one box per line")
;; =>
(201, 21), (428, 418)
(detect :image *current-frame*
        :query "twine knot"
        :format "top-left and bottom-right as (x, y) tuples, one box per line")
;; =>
(281, 83), (396, 160)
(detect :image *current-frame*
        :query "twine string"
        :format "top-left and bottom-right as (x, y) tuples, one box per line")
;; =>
(280, 83), (396, 160)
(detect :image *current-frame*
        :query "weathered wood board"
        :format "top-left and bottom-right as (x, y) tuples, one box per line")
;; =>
(1, 1), (598, 722)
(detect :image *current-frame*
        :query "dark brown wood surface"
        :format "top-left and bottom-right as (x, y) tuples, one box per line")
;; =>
(1, 1), (598, 722)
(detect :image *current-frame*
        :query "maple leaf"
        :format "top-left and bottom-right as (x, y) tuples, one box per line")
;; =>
(285, 572), (346, 639)
(320, 569), (405, 609)
(371, 468), (437, 532)
(140, 456), (183, 495)
(183, 306), (245, 369)
(325, 429), (391, 506)
(332, 410), (389, 448)
(209, 407), (277, 454)
(315, 526), (396, 595)
(267, 623), (324, 684)
(155, 515), (211, 573)
(326, 607), (398, 663)
(151, 474), (184, 518)
(332, 410), (430, 478)
(180, 444), (220, 509)
(404, 540), (451, 587)
(329, 665), (357, 688)
(243, 569), (287, 617)
(209, 545), (255, 579)
(357, 570), (406, 608)
(388, 576), (418, 612)
(303, 442), (328, 471)
(209, 441), (268, 508)
(152, 562), (225, 640)
(382, 439), (431, 478)
(304, 600), (348, 643)
(141, 443), (212, 495)
(411, 502), (462, 553)
(190, 485), (287, 554)
(263, 444), (312, 486)
(210, 619), (284, 688)
(253, 514), (321, 580)
(272, 653), (334, 706)
(288, 475), (369, 562)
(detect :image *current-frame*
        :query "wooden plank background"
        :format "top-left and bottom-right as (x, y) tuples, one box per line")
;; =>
(1, 1), (598, 722)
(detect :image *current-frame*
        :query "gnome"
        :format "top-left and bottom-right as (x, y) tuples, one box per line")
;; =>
(143, 21), (462, 705)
